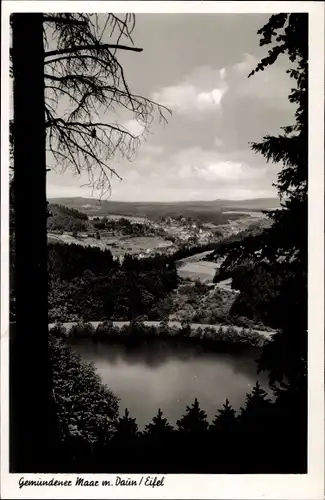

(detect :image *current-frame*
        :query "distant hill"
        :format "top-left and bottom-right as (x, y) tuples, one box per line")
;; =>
(49, 197), (280, 224)
(213, 198), (281, 211)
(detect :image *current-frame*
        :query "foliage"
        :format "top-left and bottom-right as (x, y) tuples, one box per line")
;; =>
(176, 398), (209, 435)
(210, 398), (238, 434)
(10, 14), (308, 475)
(169, 282), (239, 325)
(211, 15), (308, 390)
(50, 319), (268, 350)
(114, 408), (139, 440)
(45, 327), (304, 473)
(239, 381), (272, 424)
(228, 262), (283, 327)
(47, 204), (89, 233)
(92, 216), (166, 237)
(69, 321), (96, 338)
(143, 408), (174, 439)
(49, 333), (119, 454)
(48, 242), (178, 322)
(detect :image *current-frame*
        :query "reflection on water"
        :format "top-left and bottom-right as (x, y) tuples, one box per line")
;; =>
(72, 340), (269, 428)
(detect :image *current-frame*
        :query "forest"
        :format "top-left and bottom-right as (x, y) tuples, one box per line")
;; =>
(47, 203), (89, 233)
(9, 12), (308, 475)
(47, 243), (178, 322)
(47, 203), (166, 238)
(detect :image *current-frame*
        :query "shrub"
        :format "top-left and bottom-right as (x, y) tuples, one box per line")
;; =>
(50, 323), (67, 339)
(49, 333), (119, 448)
(94, 320), (116, 341)
(69, 322), (95, 339)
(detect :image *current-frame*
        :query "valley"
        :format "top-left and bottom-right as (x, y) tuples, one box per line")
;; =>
(47, 197), (275, 262)
(46, 198), (278, 334)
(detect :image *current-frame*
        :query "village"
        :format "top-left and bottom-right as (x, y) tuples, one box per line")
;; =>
(48, 208), (269, 262)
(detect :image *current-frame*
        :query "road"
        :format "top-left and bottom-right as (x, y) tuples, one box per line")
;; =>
(49, 320), (276, 340)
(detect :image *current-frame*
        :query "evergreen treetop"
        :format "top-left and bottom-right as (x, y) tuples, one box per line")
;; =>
(176, 398), (209, 434)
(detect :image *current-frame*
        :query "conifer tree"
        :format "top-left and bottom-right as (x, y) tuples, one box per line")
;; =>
(239, 381), (272, 424)
(144, 408), (174, 440)
(115, 408), (138, 440)
(210, 398), (237, 435)
(214, 14), (308, 390)
(176, 398), (209, 435)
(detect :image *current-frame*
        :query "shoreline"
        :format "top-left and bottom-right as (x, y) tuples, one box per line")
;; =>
(49, 320), (275, 350)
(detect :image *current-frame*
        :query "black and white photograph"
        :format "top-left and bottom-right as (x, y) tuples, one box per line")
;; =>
(1, 2), (324, 498)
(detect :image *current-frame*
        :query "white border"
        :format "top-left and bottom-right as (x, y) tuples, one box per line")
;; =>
(1, 2), (324, 499)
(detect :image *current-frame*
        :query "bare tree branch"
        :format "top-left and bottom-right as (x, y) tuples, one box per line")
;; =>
(44, 43), (143, 59)
(42, 16), (87, 26)
(12, 13), (171, 197)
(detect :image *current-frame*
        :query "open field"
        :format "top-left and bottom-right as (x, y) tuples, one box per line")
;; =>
(48, 232), (174, 257)
(48, 232), (109, 250)
(105, 236), (173, 257)
(176, 250), (217, 264)
(177, 260), (220, 283)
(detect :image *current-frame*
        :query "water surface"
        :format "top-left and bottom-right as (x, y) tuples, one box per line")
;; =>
(72, 340), (269, 428)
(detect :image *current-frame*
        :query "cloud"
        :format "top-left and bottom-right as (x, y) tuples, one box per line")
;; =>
(167, 148), (268, 187)
(214, 136), (223, 147)
(123, 119), (146, 137)
(47, 144), (277, 202)
(231, 53), (293, 109)
(152, 54), (292, 122)
(233, 52), (257, 75)
(142, 144), (164, 156)
(152, 67), (228, 115)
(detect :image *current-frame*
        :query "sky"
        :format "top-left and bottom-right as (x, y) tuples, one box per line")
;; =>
(46, 13), (296, 202)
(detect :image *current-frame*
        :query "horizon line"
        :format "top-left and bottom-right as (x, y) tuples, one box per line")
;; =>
(47, 195), (280, 203)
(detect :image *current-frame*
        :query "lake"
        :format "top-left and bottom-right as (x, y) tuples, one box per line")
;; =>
(71, 340), (270, 429)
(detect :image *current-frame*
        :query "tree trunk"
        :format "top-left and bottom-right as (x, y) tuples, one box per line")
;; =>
(11, 13), (60, 472)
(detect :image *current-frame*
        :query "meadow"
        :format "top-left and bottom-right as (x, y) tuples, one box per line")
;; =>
(177, 260), (221, 282)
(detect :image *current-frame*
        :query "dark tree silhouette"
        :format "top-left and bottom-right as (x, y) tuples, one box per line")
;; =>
(213, 14), (308, 391)
(141, 408), (174, 472)
(11, 13), (57, 472)
(210, 398), (237, 434)
(115, 408), (138, 441)
(10, 12), (169, 472)
(237, 382), (275, 472)
(111, 408), (140, 471)
(176, 398), (209, 435)
(239, 381), (272, 422)
(144, 408), (174, 439)
(208, 398), (239, 472)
